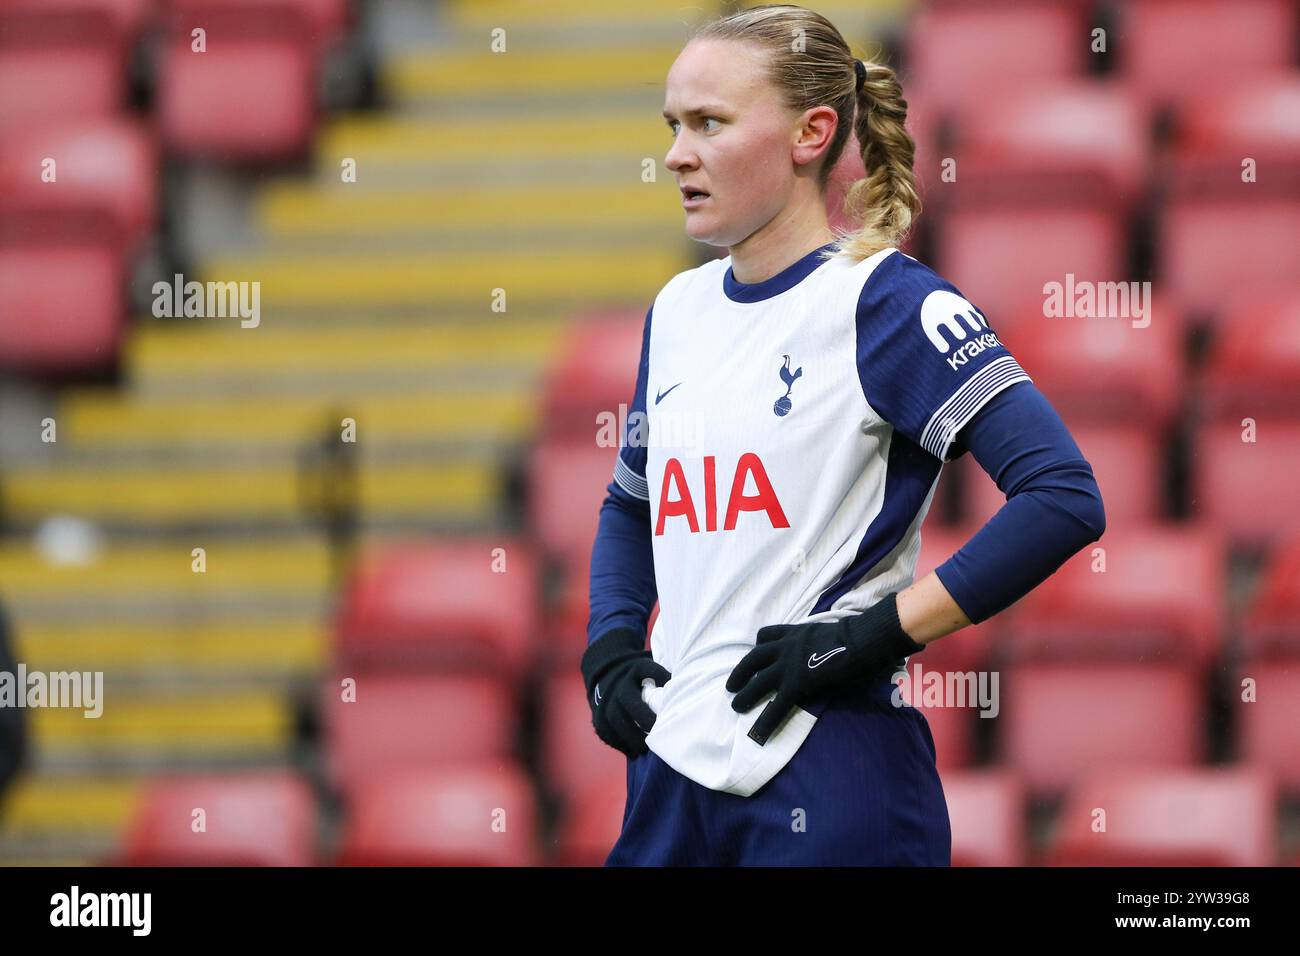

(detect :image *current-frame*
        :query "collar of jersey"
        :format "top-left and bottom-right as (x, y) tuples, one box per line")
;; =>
(722, 240), (841, 304)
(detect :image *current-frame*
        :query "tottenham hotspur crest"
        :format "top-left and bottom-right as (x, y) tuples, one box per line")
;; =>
(773, 354), (803, 417)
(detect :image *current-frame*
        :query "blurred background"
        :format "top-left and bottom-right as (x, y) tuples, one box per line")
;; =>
(0, 0), (1297, 866)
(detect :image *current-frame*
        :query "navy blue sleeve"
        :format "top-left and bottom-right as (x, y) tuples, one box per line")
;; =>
(586, 305), (657, 645)
(932, 380), (1107, 624)
(586, 479), (658, 645)
(856, 252), (1033, 462)
(611, 304), (652, 501)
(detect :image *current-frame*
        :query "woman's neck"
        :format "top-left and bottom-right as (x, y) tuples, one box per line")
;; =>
(728, 209), (836, 285)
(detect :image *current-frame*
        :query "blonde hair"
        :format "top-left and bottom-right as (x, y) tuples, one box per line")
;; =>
(690, 4), (920, 262)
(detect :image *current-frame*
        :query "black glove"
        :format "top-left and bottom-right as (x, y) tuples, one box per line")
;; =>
(581, 628), (671, 758)
(726, 591), (925, 746)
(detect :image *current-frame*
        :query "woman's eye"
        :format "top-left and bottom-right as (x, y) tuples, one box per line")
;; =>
(666, 118), (719, 135)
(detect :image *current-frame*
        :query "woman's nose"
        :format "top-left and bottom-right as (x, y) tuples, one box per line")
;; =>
(665, 134), (696, 171)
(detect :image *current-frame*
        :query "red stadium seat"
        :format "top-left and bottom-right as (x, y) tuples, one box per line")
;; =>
(1159, 198), (1300, 319)
(999, 524), (1225, 666)
(942, 770), (1028, 867)
(0, 118), (158, 252)
(2, 0), (154, 37)
(1238, 660), (1300, 794)
(335, 538), (539, 679)
(951, 82), (1149, 202)
(157, 5), (315, 162)
(1005, 296), (1184, 429)
(322, 674), (517, 797)
(541, 672), (626, 811)
(997, 663), (1202, 797)
(1242, 536), (1300, 659)
(539, 311), (644, 442)
(0, 210), (125, 373)
(899, 695), (977, 772)
(120, 772), (316, 866)
(554, 578), (658, 673)
(1193, 421), (1300, 547)
(936, 204), (1125, 325)
(338, 764), (540, 866)
(527, 440), (620, 653)
(1120, 0), (1295, 108)
(172, 0), (352, 54)
(552, 765), (625, 866)
(906, 3), (1086, 116)
(964, 421), (1165, 529)
(1202, 292), (1300, 421)
(1174, 74), (1300, 169)
(528, 439), (615, 575)
(1047, 767), (1278, 866)
(0, 6), (130, 130)
(549, 557), (590, 654)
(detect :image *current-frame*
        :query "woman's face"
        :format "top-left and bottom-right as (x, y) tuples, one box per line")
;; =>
(663, 39), (822, 248)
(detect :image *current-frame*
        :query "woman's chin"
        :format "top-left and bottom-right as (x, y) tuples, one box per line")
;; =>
(684, 217), (726, 244)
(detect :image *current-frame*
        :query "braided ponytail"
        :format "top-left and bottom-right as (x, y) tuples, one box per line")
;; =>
(835, 58), (921, 261)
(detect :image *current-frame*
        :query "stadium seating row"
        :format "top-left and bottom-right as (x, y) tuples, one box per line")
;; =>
(6, 104), (1296, 369)
(0, 0), (358, 371)
(112, 762), (1296, 866)
(306, 658), (1300, 802)
(905, 0), (1297, 113)
(0, 0), (350, 155)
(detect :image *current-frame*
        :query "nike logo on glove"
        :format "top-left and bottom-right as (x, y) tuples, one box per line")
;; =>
(807, 646), (847, 668)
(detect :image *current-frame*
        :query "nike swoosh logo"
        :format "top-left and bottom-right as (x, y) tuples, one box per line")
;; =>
(807, 647), (847, 668)
(593, 684), (602, 706)
(655, 382), (682, 405)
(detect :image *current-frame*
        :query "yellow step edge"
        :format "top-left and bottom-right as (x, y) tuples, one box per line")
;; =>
(201, 249), (687, 307)
(125, 321), (567, 377)
(58, 392), (537, 446)
(0, 461), (497, 524)
(29, 693), (290, 750)
(316, 115), (667, 162)
(741, 0), (913, 13)
(258, 183), (680, 235)
(2, 777), (140, 833)
(13, 622), (325, 671)
(386, 46), (679, 97)
(445, 0), (706, 25)
(0, 859), (100, 866)
(0, 541), (330, 598)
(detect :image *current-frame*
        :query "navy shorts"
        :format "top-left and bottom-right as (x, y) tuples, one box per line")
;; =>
(605, 678), (951, 866)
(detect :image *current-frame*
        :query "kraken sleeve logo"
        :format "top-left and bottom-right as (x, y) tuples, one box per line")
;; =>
(920, 290), (989, 354)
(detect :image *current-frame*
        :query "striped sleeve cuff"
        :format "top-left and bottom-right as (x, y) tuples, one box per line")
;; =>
(919, 356), (1032, 460)
(614, 454), (650, 500)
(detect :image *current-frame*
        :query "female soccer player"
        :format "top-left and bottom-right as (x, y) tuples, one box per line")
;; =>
(581, 4), (1106, 866)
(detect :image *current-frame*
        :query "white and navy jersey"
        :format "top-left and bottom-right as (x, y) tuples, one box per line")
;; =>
(611, 242), (1032, 796)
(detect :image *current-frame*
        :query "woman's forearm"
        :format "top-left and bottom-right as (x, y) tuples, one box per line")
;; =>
(896, 571), (972, 645)
(892, 381), (1107, 646)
